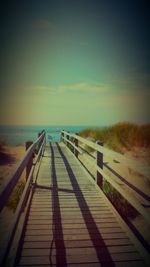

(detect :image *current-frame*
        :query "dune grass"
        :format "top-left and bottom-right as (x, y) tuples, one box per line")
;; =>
(0, 142), (26, 212)
(79, 122), (150, 219)
(79, 122), (150, 153)
(7, 179), (25, 212)
(103, 180), (138, 219)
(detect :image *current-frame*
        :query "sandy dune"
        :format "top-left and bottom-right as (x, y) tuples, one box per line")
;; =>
(0, 144), (25, 188)
(78, 144), (150, 245)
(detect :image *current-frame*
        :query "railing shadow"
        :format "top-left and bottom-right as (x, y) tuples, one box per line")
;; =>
(56, 143), (115, 266)
(104, 162), (150, 202)
(78, 158), (96, 181)
(35, 184), (74, 194)
(49, 143), (67, 267)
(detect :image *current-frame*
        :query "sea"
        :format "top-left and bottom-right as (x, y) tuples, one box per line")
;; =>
(0, 125), (92, 145)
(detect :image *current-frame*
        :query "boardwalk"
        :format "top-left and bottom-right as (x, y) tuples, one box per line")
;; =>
(15, 143), (147, 267)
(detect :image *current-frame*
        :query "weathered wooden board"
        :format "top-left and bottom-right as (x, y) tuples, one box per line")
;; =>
(17, 262), (147, 267)
(16, 143), (147, 267)
(18, 253), (143, 265)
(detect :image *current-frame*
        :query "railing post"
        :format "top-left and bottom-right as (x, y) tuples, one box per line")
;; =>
(74, 133), (79, 158)
(61, 130), (64, 142)
(96, 140), (103, 188)
(37, 132), (42, 153)
(25, 141), (33, 181)
(42, 135), (45, 157)
(66, 131), (69, 147)
(37, 130), (45, 153)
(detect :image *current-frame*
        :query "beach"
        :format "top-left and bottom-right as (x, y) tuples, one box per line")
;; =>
(0, 143), (25, 188)
(0, 143), (26, 258)
(0, 131), (150, 253)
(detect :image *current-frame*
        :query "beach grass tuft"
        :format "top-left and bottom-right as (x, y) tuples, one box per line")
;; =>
(79, 122), (150, 153)
(7, 179), (25, 212)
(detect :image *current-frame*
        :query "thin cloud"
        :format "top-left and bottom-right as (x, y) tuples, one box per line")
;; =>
(58, 82), (110, 94)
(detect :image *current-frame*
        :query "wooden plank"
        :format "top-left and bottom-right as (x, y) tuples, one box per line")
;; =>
(21, 245), (137, 257)
(114, 262), (146, 267)
(34, 191), (98, 195)
(33, 193), (102, 197)
(31, 202), (107, 207)
(29, 210), (114, 216)
(32, 197), (103, 201)
(24, 232), (128, 242)
(23, 244), (137, 254)
(25, 227), (124, 236)
(19, 251), (142, 265)
(29, 207), (108, 212)
(28, 214), (115, 220)
(23, 238), (132, 249)
(30, 204), (107, 208)
(29, 207), (112, 212)
(29, 208), (111, 214)
(17, 262), (147, 267)
(33, 195), (103, 199)
(31, 202), (105, 206)
(26, 222), (120, 229)
(27, 217), (117, 224)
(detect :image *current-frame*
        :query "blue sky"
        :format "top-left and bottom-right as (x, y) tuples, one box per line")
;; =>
(0, 0), (149, 125)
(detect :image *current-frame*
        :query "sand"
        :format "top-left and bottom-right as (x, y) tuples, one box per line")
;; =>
(0, 144), (25, 188)
(78, 144), (150, 244)
(0, 143), (26, 260)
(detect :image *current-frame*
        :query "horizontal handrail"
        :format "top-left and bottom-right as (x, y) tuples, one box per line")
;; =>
(62, 130), (150, 180)
(67, 140), (150, 201)
(0, 131), (46, 212)
(0, 131), (46, 265)
(61, 130), (150, 223)
(0, 167), (34, 265)
(34, 135), (46, 164)
(80, 151), (150, 222)
(62, 136), (83, 154)
(103, 162), (150, 202)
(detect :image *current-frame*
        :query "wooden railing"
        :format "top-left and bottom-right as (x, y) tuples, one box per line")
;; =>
(61, 130), (150, 223)
(0, 130), (46, 265)
(1, 129), (149, 264)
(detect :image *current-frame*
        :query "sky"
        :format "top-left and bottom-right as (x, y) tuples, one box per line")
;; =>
(0, 0), (150, 126)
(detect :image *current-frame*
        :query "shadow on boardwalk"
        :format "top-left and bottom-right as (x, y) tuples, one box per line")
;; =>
(50, 143), (67, 266)
(49, 142), (115, 266)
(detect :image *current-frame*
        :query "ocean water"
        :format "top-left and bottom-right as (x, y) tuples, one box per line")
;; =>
(0, 125), (91, 145)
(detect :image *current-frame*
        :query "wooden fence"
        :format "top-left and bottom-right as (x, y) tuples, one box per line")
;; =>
(61, 130), (150, 223)
(0, 130), (46, 265)
(0, 129), (149, 265)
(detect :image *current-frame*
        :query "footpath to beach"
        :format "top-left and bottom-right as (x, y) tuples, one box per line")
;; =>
(0, 131), (150, 266)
